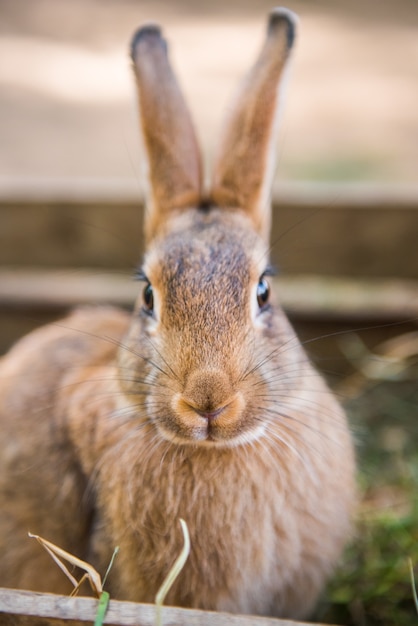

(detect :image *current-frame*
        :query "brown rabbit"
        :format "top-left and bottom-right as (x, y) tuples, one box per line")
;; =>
(0, 8), (355, 619)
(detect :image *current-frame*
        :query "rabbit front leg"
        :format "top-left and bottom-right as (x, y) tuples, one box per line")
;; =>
(0, 307), (130, 593)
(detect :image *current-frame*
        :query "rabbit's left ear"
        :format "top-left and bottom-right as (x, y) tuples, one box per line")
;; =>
(131, 26), (203, 243)
(211, 9), (297, 241)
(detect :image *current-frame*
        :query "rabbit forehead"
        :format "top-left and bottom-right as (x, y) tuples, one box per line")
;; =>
(144, 209), (267, 290)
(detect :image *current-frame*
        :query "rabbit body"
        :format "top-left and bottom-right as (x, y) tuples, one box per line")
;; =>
(0, 10), (355, 620)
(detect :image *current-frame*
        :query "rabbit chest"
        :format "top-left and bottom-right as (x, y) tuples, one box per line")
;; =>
(66, 367), (351, 618)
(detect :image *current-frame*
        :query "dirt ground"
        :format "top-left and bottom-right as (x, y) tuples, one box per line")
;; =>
(0, 0), (417, 188)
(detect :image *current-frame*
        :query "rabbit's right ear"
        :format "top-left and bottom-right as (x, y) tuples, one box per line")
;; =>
(211, 9), (297, 242)
(131, 26), (203, 243)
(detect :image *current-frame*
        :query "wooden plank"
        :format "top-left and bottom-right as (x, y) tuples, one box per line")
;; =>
(0, 269), (417, 321)
(1, 177), (418, 207)
(0, 588), (325, 626)
(0, 180), (417, 278)
(0, 269), (136, 310)
(0, 201), (144, 271)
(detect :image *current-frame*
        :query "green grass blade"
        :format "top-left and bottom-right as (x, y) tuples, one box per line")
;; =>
(94, 591), (110, 626)
(409, 558), (418, 615)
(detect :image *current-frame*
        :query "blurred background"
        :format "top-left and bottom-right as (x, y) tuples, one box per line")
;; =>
(0, 0), (417, 356)
(0, 2), (418, 624)
(1, 0), (418, 184)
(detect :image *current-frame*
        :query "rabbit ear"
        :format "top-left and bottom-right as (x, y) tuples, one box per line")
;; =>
(131, 26), (203, 242)
(211, 8), (297, 241)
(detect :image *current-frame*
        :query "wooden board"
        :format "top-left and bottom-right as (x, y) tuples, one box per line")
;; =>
(0, 180), (417, 278)
(0, 588), (328, 626)
(0, 269), (417, 321)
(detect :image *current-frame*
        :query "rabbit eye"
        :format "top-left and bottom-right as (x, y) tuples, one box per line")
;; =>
(256, 278), (270, 309)
(143, 283), (154, 312)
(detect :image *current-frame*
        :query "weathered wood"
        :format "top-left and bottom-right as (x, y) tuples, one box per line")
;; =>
(0, 269), (136, 310)
(0, 179), (417, 278)
(0, 269), (417, 321)
(0, 588), (326, 626)
(2, 177), (417, 208)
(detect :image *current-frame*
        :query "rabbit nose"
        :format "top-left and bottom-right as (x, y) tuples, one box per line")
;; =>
(182, 369), (233, 415)
(171, 369), (246, 440)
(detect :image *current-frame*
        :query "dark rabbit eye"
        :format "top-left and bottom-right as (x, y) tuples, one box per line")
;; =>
(143, 283), (154, 312)
(256, 277), (270, 309)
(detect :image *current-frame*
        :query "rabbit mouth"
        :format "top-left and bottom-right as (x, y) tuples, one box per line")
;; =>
(193, 406), (226, 421)
(152, 391), (258, 446)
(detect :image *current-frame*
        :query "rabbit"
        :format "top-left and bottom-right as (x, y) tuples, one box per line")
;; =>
(0, 8), (356, 620)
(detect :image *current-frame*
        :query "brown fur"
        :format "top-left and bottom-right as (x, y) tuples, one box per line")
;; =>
(0, 9), (355, 620)
(131, 25), (203, 244)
